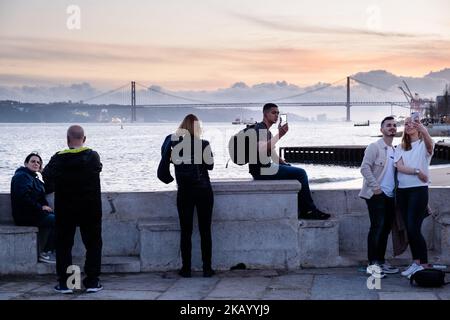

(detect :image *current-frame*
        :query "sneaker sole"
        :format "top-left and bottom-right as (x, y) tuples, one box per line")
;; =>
(402, 271), (418, 277)
(54, 288), (73, 294)
(39, 259), (56, 264)
(382, 269), (399, 274)
(406, 267), (425, 279)
(86, 286), (103, 293)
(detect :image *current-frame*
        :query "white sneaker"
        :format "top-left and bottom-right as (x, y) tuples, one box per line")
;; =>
(380, 263), (399, 274)
(366, 264), (386, 279)
(38, 251), (56, 264)
(401, 263), (424, 278)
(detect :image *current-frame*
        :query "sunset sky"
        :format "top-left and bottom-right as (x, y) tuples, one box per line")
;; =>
(1, 0), (450, 90)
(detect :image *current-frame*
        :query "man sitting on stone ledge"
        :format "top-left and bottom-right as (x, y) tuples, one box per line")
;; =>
(248, 103), (331, 220)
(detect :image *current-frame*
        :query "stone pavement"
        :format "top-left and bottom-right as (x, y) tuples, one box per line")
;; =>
(0, 267), (449, 300)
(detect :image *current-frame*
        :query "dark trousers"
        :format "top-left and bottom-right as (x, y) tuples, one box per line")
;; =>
(365, 193), (395, 265)
(55, 215), (102, 284)
(177, 186), (214, 270)
(396, 186), (429, 264)
(252, 163), (316, 213)
(37, 213), (56, 253)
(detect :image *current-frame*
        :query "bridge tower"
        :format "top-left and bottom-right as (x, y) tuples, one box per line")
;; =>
(131, 81), (136, 122)
(346, 76), (351, 122)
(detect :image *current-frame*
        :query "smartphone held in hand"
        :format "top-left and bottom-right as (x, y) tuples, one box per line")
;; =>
(279, 114), (287, 126)
(411, 112), (420, 122)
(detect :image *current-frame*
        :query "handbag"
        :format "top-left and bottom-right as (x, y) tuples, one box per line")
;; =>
(157, 134), (175, 184)
(410, 269), (449, 288)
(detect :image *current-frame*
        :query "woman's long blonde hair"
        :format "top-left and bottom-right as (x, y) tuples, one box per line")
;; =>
(401, 117), (422, 151)
(176, 114), (202, 138)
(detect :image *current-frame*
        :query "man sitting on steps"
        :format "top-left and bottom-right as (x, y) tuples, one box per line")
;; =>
(248, 103), (331, 220)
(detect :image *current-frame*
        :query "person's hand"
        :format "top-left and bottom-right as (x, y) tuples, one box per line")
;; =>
(418, 170), (428, 183)
(373, 188), (383, 195)
(278, 123), (289, 138)
(42, 205), (53, 212)
(412, 121), (427, 134)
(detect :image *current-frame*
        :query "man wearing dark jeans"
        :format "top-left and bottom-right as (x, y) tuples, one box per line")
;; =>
(359, 116), (400, 278)
(43, 125), (103, 294)
(249, 103), (330, 220)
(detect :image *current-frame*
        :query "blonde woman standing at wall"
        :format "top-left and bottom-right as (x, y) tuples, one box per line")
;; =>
(171, 114), (215, 278)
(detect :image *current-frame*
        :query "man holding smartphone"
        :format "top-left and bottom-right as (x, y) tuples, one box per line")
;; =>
(248, 103), (331, 220)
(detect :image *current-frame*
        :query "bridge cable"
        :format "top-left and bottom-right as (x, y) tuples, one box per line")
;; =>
(349, 77), (411, 109)
(271, 77), (348, 102)
(349, 77), (396, 93)
(81, 83), (129, 103)
(135, 82), (214, 104)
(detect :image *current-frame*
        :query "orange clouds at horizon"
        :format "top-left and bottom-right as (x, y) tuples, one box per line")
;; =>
(1, 36), (450, 90)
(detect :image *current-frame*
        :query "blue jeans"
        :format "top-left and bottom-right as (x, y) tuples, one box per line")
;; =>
(252, 163), (316, 213)
(37, 213), (56, 252)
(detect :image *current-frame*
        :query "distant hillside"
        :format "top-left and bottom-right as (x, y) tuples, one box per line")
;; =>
(425, 68), (450, 82)
(1, 68), (448, 104)
(0, 100), (307, 123)
(352, 69), (449, 97)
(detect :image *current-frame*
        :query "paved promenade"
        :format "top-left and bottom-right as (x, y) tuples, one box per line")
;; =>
(1, 267), (449, 300)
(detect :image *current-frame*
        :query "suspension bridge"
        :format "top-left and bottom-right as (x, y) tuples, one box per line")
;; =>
(79, 76), (411, 122)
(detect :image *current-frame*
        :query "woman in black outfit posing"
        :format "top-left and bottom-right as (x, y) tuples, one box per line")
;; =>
(172, 114), (215, 277)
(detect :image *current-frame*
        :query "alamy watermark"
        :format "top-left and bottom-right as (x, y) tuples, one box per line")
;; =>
(66, 265), (81, 290)
(366, 4), (382, 32)
(66, 5), (81, 30)
(366, 275), (382, 290)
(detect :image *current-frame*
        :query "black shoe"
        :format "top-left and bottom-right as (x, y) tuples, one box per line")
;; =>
(54, 283), (74, 294)
(203, 268), (216, 277)
(83, 278), (103, 293)
(299, 209), (331, 220)
(178, 268), (191, 278)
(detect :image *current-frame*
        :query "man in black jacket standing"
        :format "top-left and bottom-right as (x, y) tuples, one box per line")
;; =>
(43, 125), (103, 294)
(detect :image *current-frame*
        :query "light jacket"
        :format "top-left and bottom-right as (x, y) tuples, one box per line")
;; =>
(359, 138), (394, 199)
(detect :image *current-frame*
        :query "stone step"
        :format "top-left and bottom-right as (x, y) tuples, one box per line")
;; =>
(299, 218), (339, 268)
(36, 256), (141, 275)
(0, 225), (38, 234)
(0, 225), (38, 274)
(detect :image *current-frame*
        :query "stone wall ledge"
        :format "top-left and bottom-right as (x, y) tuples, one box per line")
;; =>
(1, 180), (450, 274)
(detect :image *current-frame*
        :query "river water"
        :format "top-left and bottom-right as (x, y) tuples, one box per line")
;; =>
(1, 122), (447, 192)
